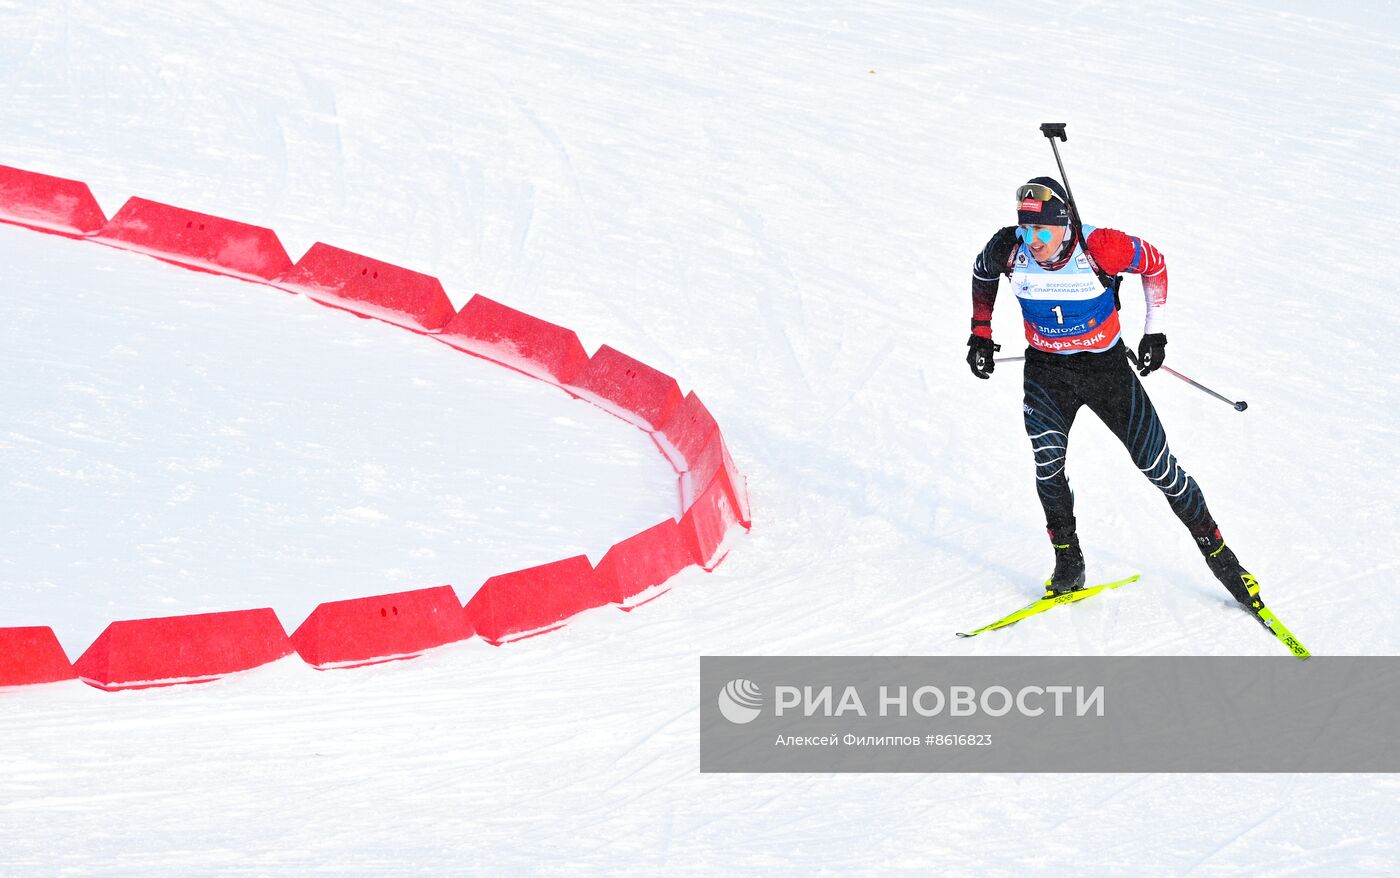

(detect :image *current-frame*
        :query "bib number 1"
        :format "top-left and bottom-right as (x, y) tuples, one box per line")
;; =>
(1050, 305), (1064, 325)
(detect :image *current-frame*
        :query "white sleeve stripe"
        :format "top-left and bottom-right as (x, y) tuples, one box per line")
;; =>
(1143, 289), (1165, 334)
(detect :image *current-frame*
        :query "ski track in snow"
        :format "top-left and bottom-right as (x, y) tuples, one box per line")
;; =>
(3, 0), (1400, 875)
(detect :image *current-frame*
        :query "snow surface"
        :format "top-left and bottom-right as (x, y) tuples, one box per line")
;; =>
(0, 223), (680, 657)
(4, 1), (1400, 875)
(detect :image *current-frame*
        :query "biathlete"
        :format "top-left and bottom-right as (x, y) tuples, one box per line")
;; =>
(966, 176), (1262, 617)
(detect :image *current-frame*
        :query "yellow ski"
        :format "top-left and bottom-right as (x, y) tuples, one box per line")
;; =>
(1256, 607), (1310, 660)
(955, 575), (1141, 638)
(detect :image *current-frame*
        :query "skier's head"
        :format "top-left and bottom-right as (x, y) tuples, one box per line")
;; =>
(1016, 176), (1072, 261)
(1016, 177), (1070, 226)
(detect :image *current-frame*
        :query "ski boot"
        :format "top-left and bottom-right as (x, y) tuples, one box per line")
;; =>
(1044, 530), (1086, 598)
(1195, 529), (1265, 619)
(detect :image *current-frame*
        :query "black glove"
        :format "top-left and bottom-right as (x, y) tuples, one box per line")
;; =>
(1137, 333), (1167, 376)
(966, 334), (1001, 379)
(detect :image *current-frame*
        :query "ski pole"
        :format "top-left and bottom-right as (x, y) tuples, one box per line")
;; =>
(997, 352), (1248, 411)
(1124, 349), (1249, 411)
(1041, 123), (1125, 296)
(1039, 124), (1080, 221)
(1038, 123), (1115, 290)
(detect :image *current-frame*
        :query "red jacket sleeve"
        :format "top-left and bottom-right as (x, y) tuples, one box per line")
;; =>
(1087, 227), (1168, 333)
(970, 227), (1018, 339)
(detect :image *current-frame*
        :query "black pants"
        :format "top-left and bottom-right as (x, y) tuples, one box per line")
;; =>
(1022, 341), (1215, 540)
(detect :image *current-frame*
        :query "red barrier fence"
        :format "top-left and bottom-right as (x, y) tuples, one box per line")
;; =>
(93, 197), (293, 281)
(0, 627), (76, 687)
(657, 391), (720, 471)
(595, 518), (694, 609)
(464, 555), (611, 644)
(274, 242), (457, 332)
(74, 609), (294, 691)
(439, 294), (590, 384)
(683, 430), (752, 526)
(0, 164), (106, 237)
(720, 439), (751, 526)
(0, 163), (749, 691)
(292, 585), (472, 669)
(567, 345), (685, 431)
(681, 472), (744, 571)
